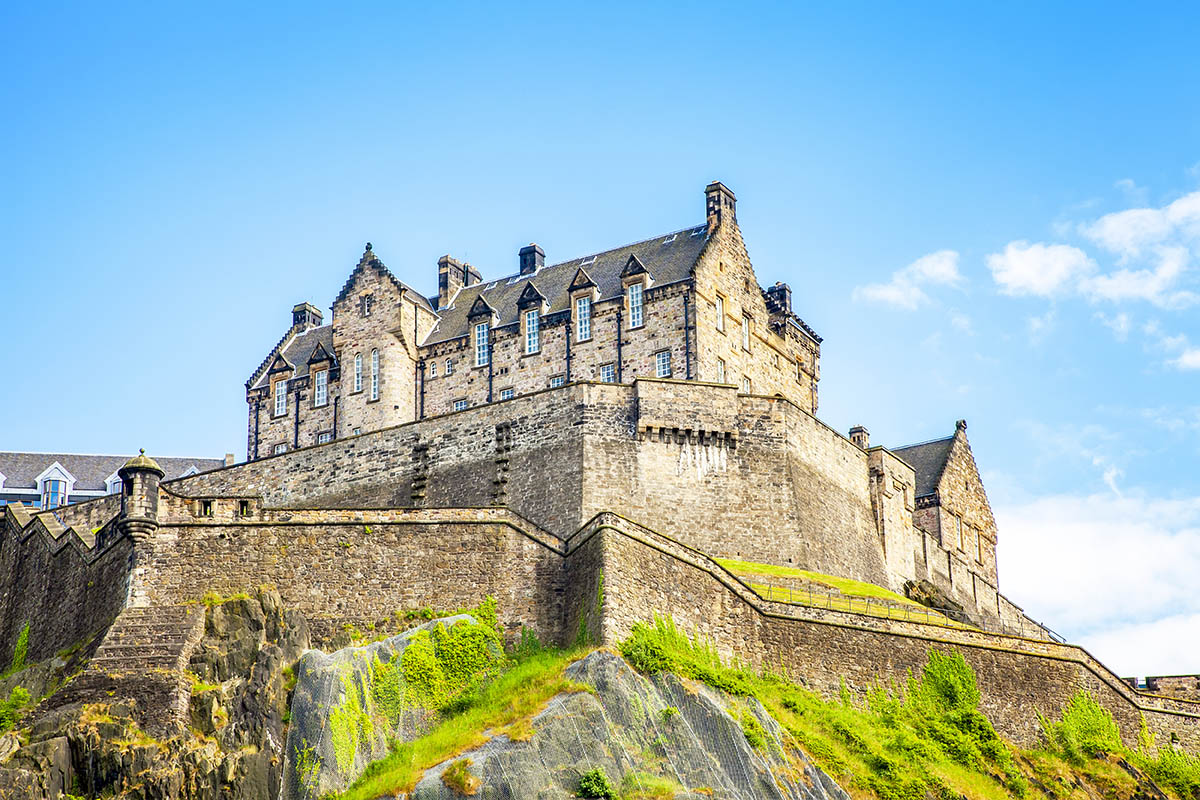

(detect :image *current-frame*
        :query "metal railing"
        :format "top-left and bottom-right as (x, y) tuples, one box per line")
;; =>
(750, 580), (1066, 643)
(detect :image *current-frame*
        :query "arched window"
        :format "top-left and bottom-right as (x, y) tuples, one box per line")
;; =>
(370, 349), (379, 400)
(354, 353), (363, 393)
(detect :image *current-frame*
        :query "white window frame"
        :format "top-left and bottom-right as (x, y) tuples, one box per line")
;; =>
(41, 478), (66, 509)
(429, 361), (437, 379)
(576, 296), (592, 341)
(627, 283), (644, 329)
(474, 322), (490, 367)
(354, 353), (363, 393)
(715, 294), (725, 332)
(741, 376), (751, 393)
(499, 387), (514, 401)
(370, 349), (379, 401)
(550, 375), (565, 388)
(524, 309), (540, 354)
(742, 314), (751, 351)
(106, 471), (123, 495)
(313, 368), (328, 407)
(453, 399), (468, 412)
(655, 350), (671, 378)
(273, 443), (287, 455)
(445, 358), (454, 375)
(599, 363), (616, 383)
(317, 432), (332, 445)
(274, 379), (287, 417)
(716, 357), (726, 383)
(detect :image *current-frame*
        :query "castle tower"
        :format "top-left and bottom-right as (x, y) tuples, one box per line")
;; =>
(117, 449), (164, 544)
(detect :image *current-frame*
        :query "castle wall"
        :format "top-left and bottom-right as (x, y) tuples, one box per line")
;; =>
(0, 509), (131, 665)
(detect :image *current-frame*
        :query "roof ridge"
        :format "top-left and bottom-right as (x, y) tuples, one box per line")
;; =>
(892, 435), (954, 451)
(247, 325), (300, 389)
(0, 451), (222, 460)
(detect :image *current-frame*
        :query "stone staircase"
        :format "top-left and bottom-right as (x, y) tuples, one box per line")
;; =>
(38, 604), (206, 737)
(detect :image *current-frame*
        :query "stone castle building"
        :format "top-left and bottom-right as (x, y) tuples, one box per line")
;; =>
(3, 180), (1198, 760)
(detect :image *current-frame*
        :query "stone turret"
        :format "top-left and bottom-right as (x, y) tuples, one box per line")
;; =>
(117, 449), (164, 544)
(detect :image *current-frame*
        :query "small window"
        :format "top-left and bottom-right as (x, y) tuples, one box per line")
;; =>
(599, 363), (616, 383)
(740, 376), (751, 393)
(445, 358), (454, 375)
(474, 322), (490, 367)
(716, 358), (726, 383)
(200, 499), (213, 517)
(273, 443), (287, 455)
(975, 530), (983, 563)
(239, 500), (250, 516)
(741, 314), (751, 351)
(550, 375), (565, 388)
(370, 349), (380, 401)
(627, 283), (644, 328)
(453, 399), (468, 412)
(274, 379), (287, 417)
(524, 309), (540, 354)
(715, 294), (725, 332)
(361, 293), (374, 317)
(354, 353), (363, 393)
(655, 350), (671, 378)
(313, 368), (328, 407)
(576, 296), (592, 341)
(429, 361), (437, 379)
(956, 515), (964, 551)
(317, 431), (332, 444)
(499, 387), (514, 401)
(352, 427), (361, 435)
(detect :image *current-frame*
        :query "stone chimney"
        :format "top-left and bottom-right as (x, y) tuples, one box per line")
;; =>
(519, 243), (545, 276)
(117, 449), (164, 544)
(292, 302), (323, 330)
(437, 255), (482, 310)
(764, 282), (792, 315)
(224, 453), (236, 466)
(849, 426), (870, 449)
(705, 181), (736, 232)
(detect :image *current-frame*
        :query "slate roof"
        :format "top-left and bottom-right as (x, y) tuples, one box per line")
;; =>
(890, 436), (955, 498)
(0, 453), (226, 492)
(425, 224), (712, 345)
(249, 325), (335, 390)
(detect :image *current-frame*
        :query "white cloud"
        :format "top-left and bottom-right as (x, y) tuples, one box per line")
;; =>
(1175, 348), (1200, 370)
(1027, 309), (1056, 343)
(1143, 320), (1200, 371)
(996, 491), (1200, 676)
(1094, 311), (1131, 341)
(987, 241), (1095, 297)
(1080, 245), (1199, 308)
(852, 250), (962, 310)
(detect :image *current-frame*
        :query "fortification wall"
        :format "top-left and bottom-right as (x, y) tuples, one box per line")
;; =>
(590, 517), (1200, 751)
(0, 508), (131, 665)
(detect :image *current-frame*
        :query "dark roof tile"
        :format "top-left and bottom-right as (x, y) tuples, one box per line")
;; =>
(891, 436), (955, 498)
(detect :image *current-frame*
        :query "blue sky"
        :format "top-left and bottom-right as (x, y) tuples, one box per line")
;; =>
(2, 2), (1198, 675)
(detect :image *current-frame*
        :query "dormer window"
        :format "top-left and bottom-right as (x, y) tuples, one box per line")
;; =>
(474, 322), (490, 367)
(524, 309), (540, 354)
(42, 479), (66, 509)
(627, 283), (644, 329)
(273, 379), (288, 417)
(107, 474), (124, 495)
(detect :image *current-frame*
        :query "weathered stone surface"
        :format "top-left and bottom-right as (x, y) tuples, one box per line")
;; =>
(410, 650), (849, 800)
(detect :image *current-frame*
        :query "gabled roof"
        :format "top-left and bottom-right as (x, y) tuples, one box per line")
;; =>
(516, 282), (546, 309)
(568, 267), (597, 292)
(426, 224), (710, 345)
(333, 244), (434, 314)
(307, 340), (335, 365)
(250, 325), (334, 390)
(467, 295), (496, 319)
(0, 453), (225, 493)
(891, 436), (955, 498)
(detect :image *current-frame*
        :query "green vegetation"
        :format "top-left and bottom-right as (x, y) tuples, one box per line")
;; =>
(577, 767), (618, 798)
(3, 622), (29, 677)
(620, 616), (1025, 799)
(441, 757), (481, 796)
(336, 644), (589, 800)
(0, 686), (30, 732)
(199, 590), (253, 607)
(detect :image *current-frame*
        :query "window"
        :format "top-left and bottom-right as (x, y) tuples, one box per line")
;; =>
(239, 500), (251, 516)
(524, 309), (540, 354)
(576, 296), (592, 341)
(200, 500), (213, 517)
(627, 283), (644, 328)
(274, 379), (287, 417)
(361, 293), (373, 317)
(474, 322), (490, 366)
(499, 387), (514, 400)
(655, 350), (671, 378)
(742, 314), (751, 351)
(445, 358), (454, 375)
(313, 369), (328, 407)
(317, 432), (332, 445)
(352, 427), (361, 435)
(976, 531), (983, 563)
(550, 375), (565, 388)
(429, 361), (437, 379)
(716, 358), (726, 383)
(955, 515), (964, 550)
(370, 349), (379, 400)
(354, 354), (363, 393)
(453, 399), (468, 412)
(273, 443), (287, 455)
(715, 294), (725, 331)
(599, 363), (616, 383)
(41, 479), (65, 510)
(740, 376), (751, 393)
